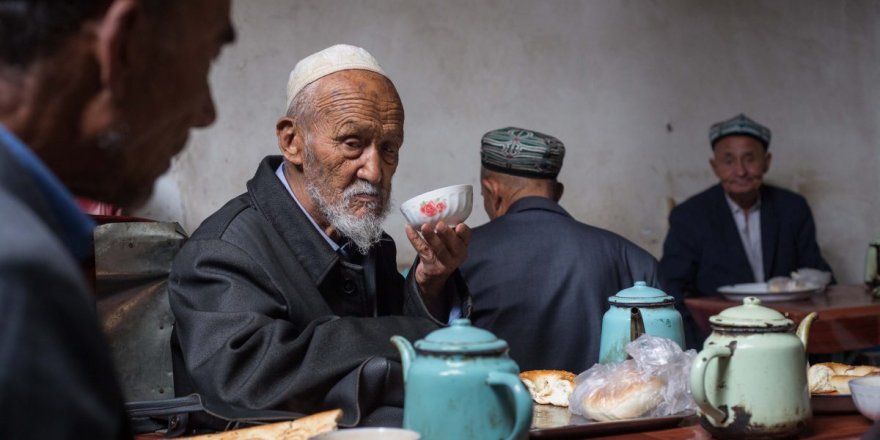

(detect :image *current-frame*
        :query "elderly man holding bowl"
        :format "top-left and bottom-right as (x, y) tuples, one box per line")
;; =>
(168, 44), (471, 428)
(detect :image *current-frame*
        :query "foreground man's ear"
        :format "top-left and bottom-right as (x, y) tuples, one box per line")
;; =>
(94, 0), (141, 98)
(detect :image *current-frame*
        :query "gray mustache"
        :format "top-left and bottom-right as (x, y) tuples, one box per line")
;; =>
(343, 181), (387, 201)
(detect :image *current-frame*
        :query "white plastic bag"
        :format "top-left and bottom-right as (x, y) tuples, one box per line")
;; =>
(569, 334), (696, 421)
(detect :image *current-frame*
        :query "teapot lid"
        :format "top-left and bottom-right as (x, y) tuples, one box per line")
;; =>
(709, 297), (794, 329)
(415, 319), (509, 354)
(608, 281), (675, 305)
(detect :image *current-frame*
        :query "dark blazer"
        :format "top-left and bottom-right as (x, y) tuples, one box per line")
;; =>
(0, 141), (129, 438)
(460, 197), (659, 373)
(169, 156), (469, 427)
(659, 184), (832, 346)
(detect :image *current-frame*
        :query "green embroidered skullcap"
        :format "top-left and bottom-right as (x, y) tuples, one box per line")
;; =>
(480, 127), (565, 179)
(709, 113), (771, 149)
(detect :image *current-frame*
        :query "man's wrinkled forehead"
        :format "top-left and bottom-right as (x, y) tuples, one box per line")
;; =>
(311, 71), (404, 121)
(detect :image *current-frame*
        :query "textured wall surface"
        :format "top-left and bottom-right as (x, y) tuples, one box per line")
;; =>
(135, 0), (879, 284)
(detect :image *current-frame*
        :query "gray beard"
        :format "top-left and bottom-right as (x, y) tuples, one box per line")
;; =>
(305, 179), (391, 255)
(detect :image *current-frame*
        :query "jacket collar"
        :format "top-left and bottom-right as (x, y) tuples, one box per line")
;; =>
(246, 155), (341, 285)
(758, 185), (779, 276)
(506, 196), (571, 218)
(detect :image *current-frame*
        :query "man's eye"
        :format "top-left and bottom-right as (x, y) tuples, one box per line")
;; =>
(344, 139), (362, 149)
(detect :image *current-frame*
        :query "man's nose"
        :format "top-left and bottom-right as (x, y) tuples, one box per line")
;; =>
(733, 160), (746, 175)
(193, 93), (218, 128)
(356, 145), (383, 184)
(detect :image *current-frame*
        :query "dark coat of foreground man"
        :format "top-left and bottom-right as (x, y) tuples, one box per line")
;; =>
(0, 132), (130, 438)
(0, 1), (234, 438)
(169, 157), (469, 426)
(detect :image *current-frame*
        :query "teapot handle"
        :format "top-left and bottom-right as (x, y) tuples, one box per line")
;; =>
(487, 371), (533, 440)
(689, 345), (732, 425)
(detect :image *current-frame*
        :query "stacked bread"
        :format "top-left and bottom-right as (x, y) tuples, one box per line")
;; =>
(520, 370), (576, 407)
(808, 362), (880, 395)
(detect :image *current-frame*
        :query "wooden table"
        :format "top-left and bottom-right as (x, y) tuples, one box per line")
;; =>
(588, 414), (874, 439)
(685, 284), (880, 354)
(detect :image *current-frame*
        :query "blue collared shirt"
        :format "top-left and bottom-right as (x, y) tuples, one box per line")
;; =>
(0, 124), (95, 261)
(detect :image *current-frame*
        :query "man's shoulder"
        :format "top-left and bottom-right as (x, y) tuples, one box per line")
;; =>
(762, 184), (809, 209)
(0, 185), (72, 265)
(674, 184), (723, 212)
(0, 184), (86, 298)
(188, 192), (259, 241)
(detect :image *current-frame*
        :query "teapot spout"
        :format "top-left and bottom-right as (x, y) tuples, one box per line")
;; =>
(390, 335), (415, 382)
(796, 312), (818, 352)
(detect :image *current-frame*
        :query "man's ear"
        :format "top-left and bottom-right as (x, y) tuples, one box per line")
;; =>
(764, 151), (773, 173)
(554, 182), (564, 202)
(94, 0), (140, 97)
(276, 117), (304, 165)
(482, 177), (505, 215)
(709, 157), (721, 179)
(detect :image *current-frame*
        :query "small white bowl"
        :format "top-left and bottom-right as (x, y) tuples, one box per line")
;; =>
(400, 184), (472, 229)
(849, 376), (880, 421)
(310, 427), (421, 440)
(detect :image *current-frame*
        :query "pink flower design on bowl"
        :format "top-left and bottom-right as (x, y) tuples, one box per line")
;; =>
(419, 198), (448, 217)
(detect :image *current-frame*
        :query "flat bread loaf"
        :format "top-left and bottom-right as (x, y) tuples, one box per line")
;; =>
(578, 368), (665, 422)
(183, 408), (341, 440)
(808, 362), (880, 395)
(520, 370), (576, 407)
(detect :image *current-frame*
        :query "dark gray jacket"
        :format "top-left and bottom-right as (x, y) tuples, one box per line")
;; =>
(169, 156), (469, 426)
(460, 197), (658, 373)
(0, 139), (129, 438)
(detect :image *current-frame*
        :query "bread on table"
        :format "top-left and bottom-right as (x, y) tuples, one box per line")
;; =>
(182, 408), (341, 440)
(577, 368), (665, 422)
(520, 369), (576, 407)
(808, 362), (880, 395)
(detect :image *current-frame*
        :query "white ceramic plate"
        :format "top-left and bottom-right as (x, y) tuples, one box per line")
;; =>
(718, 282), (821, 302)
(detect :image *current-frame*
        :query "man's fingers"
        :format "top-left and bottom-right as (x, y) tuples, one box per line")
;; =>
(454, 223), (472, 246)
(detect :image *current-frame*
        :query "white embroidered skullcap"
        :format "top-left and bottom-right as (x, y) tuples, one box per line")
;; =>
(286, 44), (388, 110)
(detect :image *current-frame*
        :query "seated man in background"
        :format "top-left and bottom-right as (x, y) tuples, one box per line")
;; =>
(168, 45), (470, 427)
(0, 0), (234, 438)
(660, 113), (833, 349)
(459, 127), (659, 373)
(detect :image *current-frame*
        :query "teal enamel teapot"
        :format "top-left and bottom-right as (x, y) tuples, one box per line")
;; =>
(598, 281), (685, 363)
(390, 319), (533, 440)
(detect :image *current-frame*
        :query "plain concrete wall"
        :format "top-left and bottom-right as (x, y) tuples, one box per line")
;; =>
(136, 0), (879, 284)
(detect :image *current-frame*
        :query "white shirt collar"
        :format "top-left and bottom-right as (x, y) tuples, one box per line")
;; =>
(724, 193), (761, 214)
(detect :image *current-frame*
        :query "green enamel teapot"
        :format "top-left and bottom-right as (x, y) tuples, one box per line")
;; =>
(689, 297), (817, 439)
(390, 319), (533, 440)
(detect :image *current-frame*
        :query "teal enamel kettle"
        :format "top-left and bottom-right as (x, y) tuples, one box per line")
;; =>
(598, 281), (685, 363)
(391, 319), (533, 440)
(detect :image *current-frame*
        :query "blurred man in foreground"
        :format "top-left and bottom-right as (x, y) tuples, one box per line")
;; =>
(0, 0), (234, 437)
(169, 44), (471, 427)
(460, 126), (659, 373)
(660, 113), (832, 349)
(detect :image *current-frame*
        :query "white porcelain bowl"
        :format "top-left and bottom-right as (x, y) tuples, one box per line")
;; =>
(310, 427), (421, 440)
(849, 376), (880, 421)
(400, 184), (472, 229)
